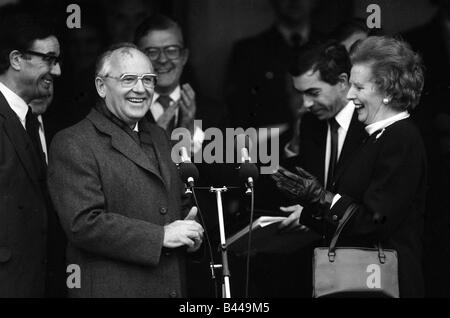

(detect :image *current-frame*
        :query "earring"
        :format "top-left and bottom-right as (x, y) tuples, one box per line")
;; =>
(382, 98), (389, 104)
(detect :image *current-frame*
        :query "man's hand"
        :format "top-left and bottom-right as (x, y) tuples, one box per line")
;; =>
(178, 83), (196, 134)
(163, 206), (204, 250)
(278, 204), (309, 233)
(184, 206), (203, 252)
(271, 166), (334, 211)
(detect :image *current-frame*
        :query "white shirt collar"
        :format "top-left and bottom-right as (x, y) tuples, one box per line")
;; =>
(0, 81), (29, 128)
(133, 122), (139, 132)
(334, 101), (355, 131)
(365, 111), (410, 136)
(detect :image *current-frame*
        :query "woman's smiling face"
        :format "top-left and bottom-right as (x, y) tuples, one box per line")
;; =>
(347, 63), (386, 125)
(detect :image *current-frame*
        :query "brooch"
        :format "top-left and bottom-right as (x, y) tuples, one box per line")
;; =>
(375, 128), (386, 140)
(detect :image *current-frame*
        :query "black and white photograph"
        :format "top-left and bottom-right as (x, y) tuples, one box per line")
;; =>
(0, 0), (449, 306)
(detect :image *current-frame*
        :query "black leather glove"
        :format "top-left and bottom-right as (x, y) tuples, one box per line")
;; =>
(271, 166), (335, 212)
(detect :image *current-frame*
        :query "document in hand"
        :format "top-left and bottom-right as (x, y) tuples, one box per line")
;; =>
(226, 216), (320, 255)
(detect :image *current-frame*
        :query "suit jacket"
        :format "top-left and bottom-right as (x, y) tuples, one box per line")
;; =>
(47, 108), (189, 298)
(295, 111), (367, 187)
(301, 118), (427, 297)
(259, 111), (367, 211)
(0, 92), (48, 297)
(225, 26), (308, 129)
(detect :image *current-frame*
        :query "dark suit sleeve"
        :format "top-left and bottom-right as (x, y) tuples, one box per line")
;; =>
(47, 131), (164, 267)
(325, 130), (425, 241)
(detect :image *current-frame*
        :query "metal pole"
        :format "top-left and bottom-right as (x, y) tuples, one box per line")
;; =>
(210, 187), (231, 298)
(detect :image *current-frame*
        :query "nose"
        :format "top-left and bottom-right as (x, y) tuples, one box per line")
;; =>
(346, 86), (356, 101)
(303, 96), (314, 108)
(132, 78), (147, 93)
(50, 62), (61, 76)
(157, 50), (168, 63)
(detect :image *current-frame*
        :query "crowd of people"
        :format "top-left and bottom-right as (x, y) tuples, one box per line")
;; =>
(0, 0), (449, 298)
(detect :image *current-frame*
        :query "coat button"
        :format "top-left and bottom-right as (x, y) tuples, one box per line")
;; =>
(160, 207), (167, 215)
(169, 290), (177, 298)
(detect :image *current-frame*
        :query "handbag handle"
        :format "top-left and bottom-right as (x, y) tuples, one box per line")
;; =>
(327, 204), (386, 264)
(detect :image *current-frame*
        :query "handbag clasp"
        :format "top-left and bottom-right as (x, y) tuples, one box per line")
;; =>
(328, 251), (336, 262)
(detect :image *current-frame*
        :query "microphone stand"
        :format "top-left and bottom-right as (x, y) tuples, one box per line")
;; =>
(209, 186), (232, 298)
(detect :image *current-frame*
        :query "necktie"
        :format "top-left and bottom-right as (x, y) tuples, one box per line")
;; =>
(157, 95), (176, 132)
(326, 118), (339, 190)
(25, 107), (45, 165)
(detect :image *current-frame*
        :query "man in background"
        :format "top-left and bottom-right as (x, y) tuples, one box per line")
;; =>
(252, 42), (367, 297)
(134, 14), (229, 297)
(0, 7), (62, 297)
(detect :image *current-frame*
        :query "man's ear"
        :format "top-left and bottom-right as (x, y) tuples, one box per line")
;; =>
(338, 73), (349, 90)
(181, 48), (189, 66)
(9, 50), (22, 71)
(95, 77), (106, 98)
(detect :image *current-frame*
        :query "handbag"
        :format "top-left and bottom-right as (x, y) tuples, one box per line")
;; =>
(312, 204), (400, 298)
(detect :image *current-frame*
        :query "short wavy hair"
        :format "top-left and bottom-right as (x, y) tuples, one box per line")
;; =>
(290, 41), (351, 86)
(349, 36), (424, 111)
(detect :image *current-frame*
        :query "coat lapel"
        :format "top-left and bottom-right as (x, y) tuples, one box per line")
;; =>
(87, 109), (166, 186)
(140, 116), (173, 191)
(310, 119), (327, 185)
(0, 93), (43, 193)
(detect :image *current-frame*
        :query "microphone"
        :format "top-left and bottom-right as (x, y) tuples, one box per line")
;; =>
(178, 147), (199, 192)
(238, 148), (259, 195)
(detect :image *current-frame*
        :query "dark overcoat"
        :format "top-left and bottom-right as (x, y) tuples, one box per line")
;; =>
(48, 108), (188, 298)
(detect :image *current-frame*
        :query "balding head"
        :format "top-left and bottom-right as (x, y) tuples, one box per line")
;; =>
(94, 43), (155, 127)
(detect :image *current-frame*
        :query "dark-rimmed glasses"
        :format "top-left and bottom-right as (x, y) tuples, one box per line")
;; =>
(102, 73), (158, 88)
(143, 45), (184, 61)
(23, 50), (62, 66)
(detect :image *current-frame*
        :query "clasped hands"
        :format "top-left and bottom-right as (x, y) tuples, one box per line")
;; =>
(163, 206), (204, 253)
(272, 166), (335, 220)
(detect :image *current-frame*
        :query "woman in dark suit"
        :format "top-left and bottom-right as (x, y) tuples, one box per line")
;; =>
(273, 36), (427, 297)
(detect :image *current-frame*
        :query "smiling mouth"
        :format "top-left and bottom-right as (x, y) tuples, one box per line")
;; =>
(156, 67), (173, 74)
(41, 77), (53, 87)
(354, 103), (364, 110)
(127, 98), (146, 104)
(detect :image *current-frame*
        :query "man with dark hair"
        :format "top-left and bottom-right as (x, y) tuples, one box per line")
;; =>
(134, 14), (199, 146)
(0, 7), (62, 297)
(47, 43), (204, 298)
(280, 41), (366, 234)
(134, 14), (227, 154)
(134, 14), (229, 297)
(250, 42), (367, 297)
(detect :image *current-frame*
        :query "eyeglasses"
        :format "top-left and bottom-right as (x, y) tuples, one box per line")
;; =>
(23, 50), (62, 66)
(102, 73), (158, 88)
(143, 45), (184, 61)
